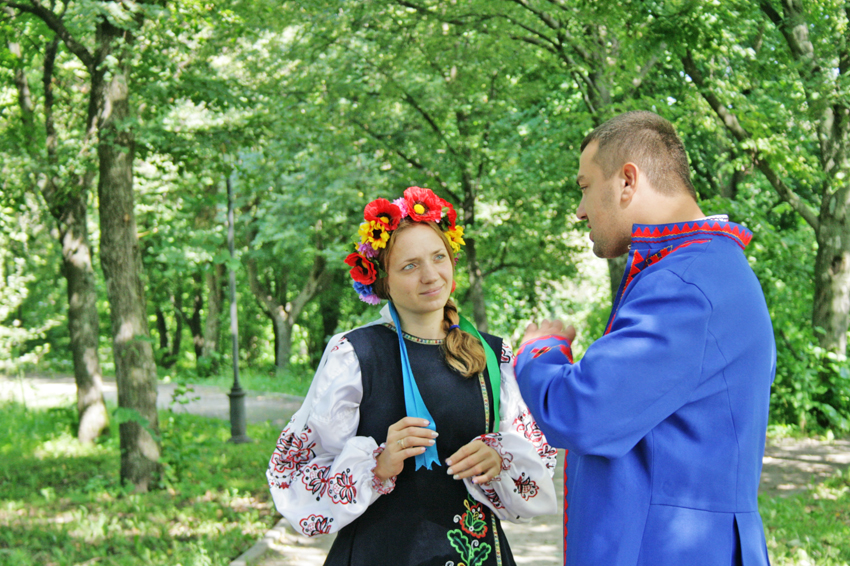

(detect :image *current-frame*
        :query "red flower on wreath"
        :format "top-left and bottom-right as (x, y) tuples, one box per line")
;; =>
(403, 186), (442, 222)
(345, 253), (377, 285)
(364, 198), (402, 230)
(438, 197), (457, 229)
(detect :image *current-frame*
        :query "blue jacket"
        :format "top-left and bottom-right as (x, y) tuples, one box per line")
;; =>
(515, 220), (775, 566)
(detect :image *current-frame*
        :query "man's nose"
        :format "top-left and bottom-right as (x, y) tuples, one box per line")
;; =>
(576, 198), (587, 221)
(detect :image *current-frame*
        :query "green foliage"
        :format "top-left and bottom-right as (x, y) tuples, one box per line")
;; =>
(2, 0), (850, 431)
(0, 401), (279, 565)
(0, 196), (65, 373)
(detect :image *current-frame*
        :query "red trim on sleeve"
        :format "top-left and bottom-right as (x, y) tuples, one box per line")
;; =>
(514, 334), (573, 358)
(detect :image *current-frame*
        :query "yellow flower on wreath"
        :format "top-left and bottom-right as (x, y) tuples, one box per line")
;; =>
(359, 220), (391, 250)
(446, 225), (465, 254)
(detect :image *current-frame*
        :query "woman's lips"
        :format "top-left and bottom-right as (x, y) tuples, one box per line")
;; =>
(421, 286), (444, 296)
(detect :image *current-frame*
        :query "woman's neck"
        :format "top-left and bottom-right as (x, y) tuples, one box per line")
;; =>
(395, 308), (445, 340)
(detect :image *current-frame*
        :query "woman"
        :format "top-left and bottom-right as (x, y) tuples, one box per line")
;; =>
(267, 186), (557, 565)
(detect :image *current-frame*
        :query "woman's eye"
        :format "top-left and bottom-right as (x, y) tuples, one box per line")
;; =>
(435, 253), (446, 261)
(402, 263), (415, 271)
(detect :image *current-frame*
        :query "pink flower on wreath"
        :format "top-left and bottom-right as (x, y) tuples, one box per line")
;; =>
(357, 242), (379, 258)
(403, 186), (442, 222)
(392, 197), (409, 218)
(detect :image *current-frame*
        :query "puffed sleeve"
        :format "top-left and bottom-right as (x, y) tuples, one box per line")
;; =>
(464, 341), (559, 522)
(266, 335), (396, 537)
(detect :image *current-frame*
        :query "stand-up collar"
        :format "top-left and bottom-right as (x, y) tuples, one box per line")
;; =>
(604, 217), (752, 335)
(630, 218), (752, 253)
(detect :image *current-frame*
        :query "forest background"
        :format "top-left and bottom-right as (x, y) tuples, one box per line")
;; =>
(1, 0), (850, 562)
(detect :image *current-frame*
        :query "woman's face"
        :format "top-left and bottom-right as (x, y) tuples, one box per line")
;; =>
(385, 223), (453, 321)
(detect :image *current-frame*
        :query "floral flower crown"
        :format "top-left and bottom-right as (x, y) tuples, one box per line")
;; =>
(345, 186), (465, 304)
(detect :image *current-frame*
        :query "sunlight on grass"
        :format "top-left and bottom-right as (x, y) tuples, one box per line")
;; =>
(761, 468), (850, 565)
(0, 401), (280, 565)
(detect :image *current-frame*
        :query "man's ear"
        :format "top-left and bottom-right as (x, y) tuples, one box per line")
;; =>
(620, 162), (639, 204)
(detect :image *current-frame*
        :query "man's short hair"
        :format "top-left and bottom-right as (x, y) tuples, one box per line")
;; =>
(580, 111), (697, 199)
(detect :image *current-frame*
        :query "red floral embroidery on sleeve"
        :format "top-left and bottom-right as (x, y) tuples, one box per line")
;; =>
(370, 443), (397, 495)
(514, 410), (557, 471)
(479, 482), (506, 510)
(299, 514), (333, 536)
(512, 472), (539, 501)
(301, 463), (330, 497)
(501, 342), (513, 364)
(268, 425), (317, 489)
(330, 336), (349, 352)
(328, 469), (358, 505)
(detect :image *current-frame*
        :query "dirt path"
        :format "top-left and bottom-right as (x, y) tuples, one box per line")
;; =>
(3, 374), (848, 566)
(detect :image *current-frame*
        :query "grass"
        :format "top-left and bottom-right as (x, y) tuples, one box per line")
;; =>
(2, 381), (849, 566)
(0, 401), (281, 566)
(761, 468), (850, 565)
(164, 365), (314, 398)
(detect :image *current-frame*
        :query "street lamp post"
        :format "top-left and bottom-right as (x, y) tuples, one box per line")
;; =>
(226, 172), (251, 444)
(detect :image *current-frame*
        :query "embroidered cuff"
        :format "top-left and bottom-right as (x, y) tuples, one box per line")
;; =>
(370, 443), (397, 495)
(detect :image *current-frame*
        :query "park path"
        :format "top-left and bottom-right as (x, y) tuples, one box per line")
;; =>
(2, 374), (849, 566)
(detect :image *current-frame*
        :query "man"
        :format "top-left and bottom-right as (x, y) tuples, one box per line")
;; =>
(514, 111), (775, 565)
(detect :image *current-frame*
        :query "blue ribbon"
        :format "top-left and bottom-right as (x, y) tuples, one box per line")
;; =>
(388, 302), (441, 470)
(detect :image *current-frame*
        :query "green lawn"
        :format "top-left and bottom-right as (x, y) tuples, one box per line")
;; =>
(0, 402), (280, 566)
(1, 399), (848, 565)
(761, 469), (850, 565)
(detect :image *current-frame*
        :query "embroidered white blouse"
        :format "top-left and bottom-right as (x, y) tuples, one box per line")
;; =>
(266, 306), (558, 537)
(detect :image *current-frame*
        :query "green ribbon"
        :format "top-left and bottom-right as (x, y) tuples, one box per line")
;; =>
(458, 315), (500, 433)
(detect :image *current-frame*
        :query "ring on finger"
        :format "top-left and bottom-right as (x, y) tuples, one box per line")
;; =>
(397, 438), (406, 449)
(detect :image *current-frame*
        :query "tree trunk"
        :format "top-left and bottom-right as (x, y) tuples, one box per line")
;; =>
(200, 262), (224, 375)
(62, 196), (110, 443)
(246, 251), (328, 375)
(273, 312), (294, 375)
(9, 35), (109, 443)
(309, 275), (344, 363)
(465, 236), (488, 332)
(187, 272), (203, 360)
(812, 187), (850, 357)
(94, 19), (159, 492)
(155, 307), (169, 354)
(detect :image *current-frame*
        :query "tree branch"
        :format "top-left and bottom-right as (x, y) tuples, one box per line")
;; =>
(507, 0), (561, 32)
(4, 0), (94, 70)
(400, 89), (464, 167)
(682, 50), (820, 230)
(349, 117), (460, 202)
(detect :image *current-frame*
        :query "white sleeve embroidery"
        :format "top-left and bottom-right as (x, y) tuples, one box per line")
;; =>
(266, 336), (396, 536)
(464, 341), (559, 522)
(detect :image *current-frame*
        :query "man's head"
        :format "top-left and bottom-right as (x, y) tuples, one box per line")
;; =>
(576, 111), (700, 258)
(580, 111), (696, 199)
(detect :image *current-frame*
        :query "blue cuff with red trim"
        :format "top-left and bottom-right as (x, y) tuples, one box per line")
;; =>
(513, 335), (574, 380)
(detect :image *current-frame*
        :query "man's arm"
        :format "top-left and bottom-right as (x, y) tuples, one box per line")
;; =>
(514, 269), (712, 458)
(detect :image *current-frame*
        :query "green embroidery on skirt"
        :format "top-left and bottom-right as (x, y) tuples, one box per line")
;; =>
(447, 495), (492, 566)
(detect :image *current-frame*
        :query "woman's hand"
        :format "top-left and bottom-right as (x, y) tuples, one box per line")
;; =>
(446, 440), (502, 485)
(374, 417), (438, 481)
